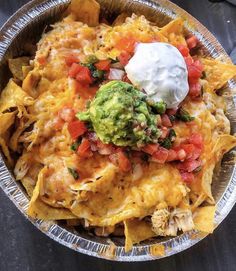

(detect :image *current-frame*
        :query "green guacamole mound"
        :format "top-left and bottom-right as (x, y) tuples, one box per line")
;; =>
(77, 81), (161, 147)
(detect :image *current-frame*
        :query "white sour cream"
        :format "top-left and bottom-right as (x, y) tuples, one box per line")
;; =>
(125, 42), (189, 108)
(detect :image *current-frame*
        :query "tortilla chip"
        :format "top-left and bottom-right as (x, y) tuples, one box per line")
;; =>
(21, 177), (35, 197)
(212, 134), (236, 160)
(201, 135), (236, 202)
(69, 0), (100, 26)
(150, 244), (165, 257)
(9, 117), (35, 152)
(28, 168), (77, 220)
(22, 65), (33, 79)
(0, 112), (16, 135)
(113, 13), (129, 26)
(0, 138), (14, 167)
(0, 79), (34, 113)
(22, 71), (41, 98)
(8, 57), (30, 81)
(201, 58), (236, 92)
(193, 206), (216, 233)
(190, 192), (207, 211)
(159, 18), (187, 46)
(124, 219), (156, 252)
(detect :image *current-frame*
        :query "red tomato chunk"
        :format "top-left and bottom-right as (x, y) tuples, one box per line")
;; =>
(68, 120), (87, 140)
(142, 144), (159, 155)
(117, 151), (131, 172)
(186, 36), (198, 49)
(152, 147), (169, 164)
(95, 60), (111, 71)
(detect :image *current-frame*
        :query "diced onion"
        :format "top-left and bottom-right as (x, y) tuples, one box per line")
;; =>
(108, 68), (125, 80)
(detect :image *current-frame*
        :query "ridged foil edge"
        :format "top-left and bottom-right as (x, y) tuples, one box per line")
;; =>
(0, 0), (236, 261)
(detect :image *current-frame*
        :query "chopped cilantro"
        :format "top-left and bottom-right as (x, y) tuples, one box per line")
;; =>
(176, 108), (194, 122)
(160, 138), (172, 149)
(168, 129), (176, 142)
(92, 69), (105, 79)
(159, 128), (176, 149)
(68, 168), (79, 180)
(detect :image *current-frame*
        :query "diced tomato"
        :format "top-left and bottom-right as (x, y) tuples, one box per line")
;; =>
(142, 143), (159, 155)
(184, 56), (194, 66)
(115, 36), (136, 53)
(187, 64), (202, 81)
(189, 82), (202, 98)
(193, 60), (203, 72)
(58, 107), (75, 122)
(186, 59), (203, 84)
(76, 67), (93, 85)
(186, 36), (198, 49)
(161, 114), (172, 127)
(65, 55), (79, 66)
(77, 138), (92, 158)
(117, 151), (131, 172)
(180, 172), (194, 183)
(152, 147), (169, 164)
(38, 56), (47, 66)
(69, 63), (83, 78)
(177, 159), (201, 172)
(75, 82), (98, 99)
(166, 108), (178, 116)
(190, 147), (202, 160)
(160, 127), (169, 139)
(68, 120), (87, 140)
(166, 149), (178, 162)
(181, 144), (195, 159)
(95, 60), (111, 71)
(177, 45), (189, 57)
(189, 133), (203, 149)
(118, 51), (132, 66)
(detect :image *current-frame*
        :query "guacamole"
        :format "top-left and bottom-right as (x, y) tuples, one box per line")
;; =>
(77, 81), (161, 147)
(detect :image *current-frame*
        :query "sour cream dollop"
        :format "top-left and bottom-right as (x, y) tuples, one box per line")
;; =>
(125, 42), (189, 109)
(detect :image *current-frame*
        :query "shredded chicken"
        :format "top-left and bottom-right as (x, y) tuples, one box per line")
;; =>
(151, 208), (170, 236)
(151, 208), (194, 236)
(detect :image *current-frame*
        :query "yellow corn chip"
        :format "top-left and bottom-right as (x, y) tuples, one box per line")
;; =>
(0, 112), (16, 166)
(113, 13), (129, 26)
(9, 117), (35, 152)
(0, 79), (34, 113)
(193, 206), (216, 233)
(159, 18), (187, 46)
(21, 177), (35, 197)
(22, 65), (33, 79)
(150, 244), (165, 257)
(201, 135), (236, 202)
(8, 57), (30, 81)
(22, 71), (41, 98)
(212, 134), (236, 160)
(0, 112), (16, 135)
(124, 219), (155, 252)
(0, 138), (14, 167)
(201, 58), (236, 92)
(69, 0), (100, 26)
(28, 168), (77, 220)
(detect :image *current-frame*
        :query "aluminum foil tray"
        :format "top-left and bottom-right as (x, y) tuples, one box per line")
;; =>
(0, 0), (236, 261)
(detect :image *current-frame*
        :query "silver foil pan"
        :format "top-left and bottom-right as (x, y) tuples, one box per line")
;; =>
(0, 0), (236, 261)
